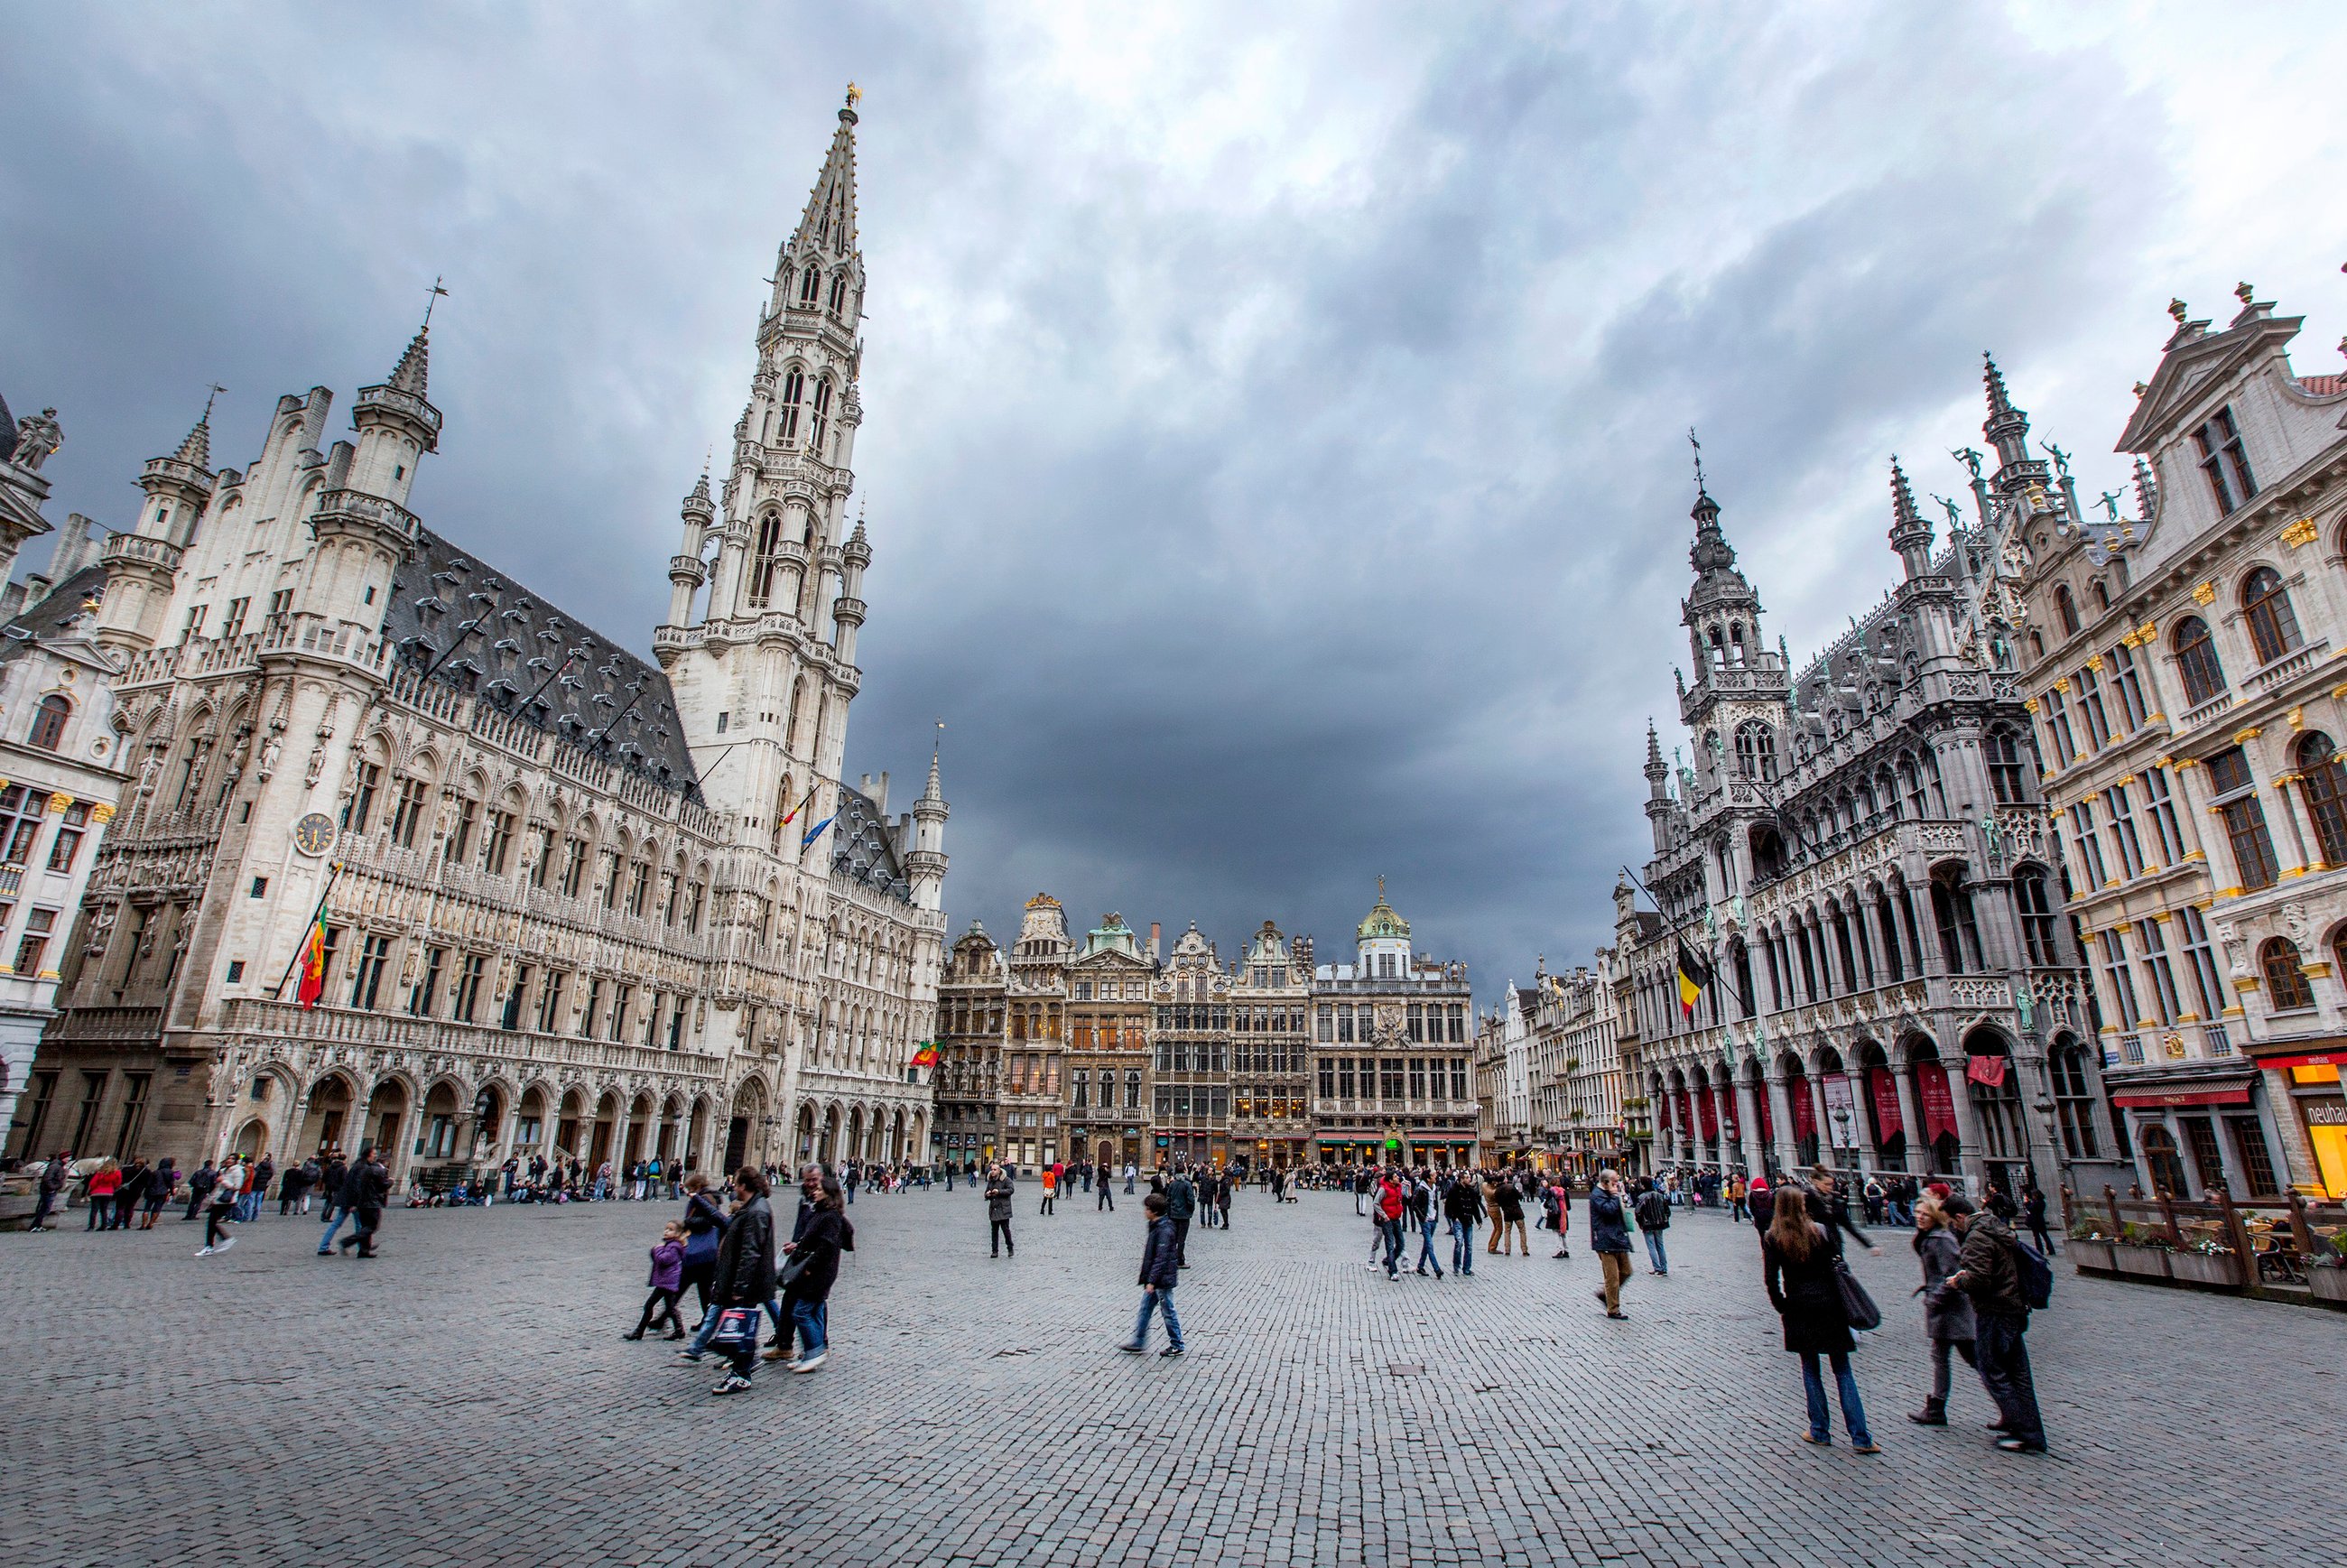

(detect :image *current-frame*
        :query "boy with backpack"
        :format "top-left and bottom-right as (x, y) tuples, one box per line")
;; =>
(1633, 1179), (1671, 1276)
(1942, 1193), (2048, 1453)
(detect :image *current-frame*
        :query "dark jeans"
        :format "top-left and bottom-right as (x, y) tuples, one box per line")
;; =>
(204, 1201), (235, 1248)
(989, 1218), (1014, 1256)
(1098, 1186), (1114, 1211)
(347, 1205), (382, 1256)
(86, 1196), (113, 1230)
(1799, 1350), (1872, 1445)
(1172, 1216), (1191, 1266)
(1378, 1218), (1404, 1276)
(1976, 1312), (2044, 1446)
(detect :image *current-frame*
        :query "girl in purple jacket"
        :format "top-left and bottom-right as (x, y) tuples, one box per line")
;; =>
(626, 1221), (689, 1341)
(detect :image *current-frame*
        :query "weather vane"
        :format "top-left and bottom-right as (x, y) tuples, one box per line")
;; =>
(1689, 427), (1706, 493)
(846, 82), (861, 107)
(422, 275), (449, 329)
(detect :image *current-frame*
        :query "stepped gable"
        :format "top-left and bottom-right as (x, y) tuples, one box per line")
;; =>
(384, 526), (703, 800)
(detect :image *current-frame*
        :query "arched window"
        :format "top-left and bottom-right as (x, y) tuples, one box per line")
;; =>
(1985, 727), (2027, 804)
(2297, 732), (2347, 867)
(2089, 580), (2110, 611)
(2050, 1042), (2100, 1159)
(798, 265), (821, 306)
(827, 272), (849, 313)
(2055, 584), (2080, 636)
(2260, 937), (2315, 1011)
(2241, 566), (2303, 664)
(1930, 866), (1983, 974)
(1727, 622), (1747, 666)
(810, 376), (833, 451)
(27, 693), (70, 751)
(1733, 720), (1776, 784)
(776, 369), (804, 442)
(2172, 616), (2226, 705)
(2014, 868), (2058, 964)
(748, 514), (782, 608)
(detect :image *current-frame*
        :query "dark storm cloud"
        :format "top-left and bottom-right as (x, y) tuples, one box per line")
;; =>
(4, 3), (2338, 998)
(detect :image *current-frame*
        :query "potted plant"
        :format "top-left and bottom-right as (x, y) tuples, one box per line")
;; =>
(2167, 1240), (2241, 1289)
(2309, 1241), (2347, 1304)
(2066, 1226), (2116, 1274)
(2110, 1222), (2173, 1280)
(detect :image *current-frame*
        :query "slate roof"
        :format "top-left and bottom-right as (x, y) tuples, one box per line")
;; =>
(828, 779), (906, 898)
(0, 564), (107, 664)
(385, 528), (702, 802)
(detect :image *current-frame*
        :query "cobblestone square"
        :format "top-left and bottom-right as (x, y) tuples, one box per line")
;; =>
(2, 1186), (2337, 1568)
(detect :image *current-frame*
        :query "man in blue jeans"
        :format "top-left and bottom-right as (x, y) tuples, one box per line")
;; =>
(1443, 1174), (1480, 1276)
(1118, 1193), (1184, 1357)
(1634, 1179), (1672, 1276)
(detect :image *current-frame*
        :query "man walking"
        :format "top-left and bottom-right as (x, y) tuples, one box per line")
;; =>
(29, 1150), (70, 1231)
(1117, 1193), (1184, 1358)
(1943, 1194), (2046, 1453)
(1442, 1171), (1480, 1276)
(1097, 1164), (1116, 1212)
(1634, 1178), (1672, 1276)
(1589, 1168), (1633, 1319)
(336, 1144), (390, 1257)
(198, 1155), (247, 1257)
(316, 1153), (353, 1253)
(986, 1164), (1016, 1258)
(1165, 1164), (1197, 1268)
(183, 1159), (217, 1221)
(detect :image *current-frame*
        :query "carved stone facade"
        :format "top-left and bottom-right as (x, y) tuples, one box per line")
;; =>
(17, 97), (947, 1186)
(2016, 288), (2347, 1200)
(1619, 392), (2125, 1202)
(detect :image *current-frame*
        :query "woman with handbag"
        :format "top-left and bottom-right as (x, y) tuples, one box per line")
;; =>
(678, 1173), (727, 1329)
(777, 1176), (850, 1373)
(707, 1167), (776, 1396)
(1761, 1180), (1879, 1452)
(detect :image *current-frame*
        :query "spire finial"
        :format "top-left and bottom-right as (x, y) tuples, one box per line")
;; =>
(1982, 351), (2012, 415)
(2167, 297), (2188, 323)
(201, 383), (224, 426)
(422, 275), (448, 331)
(2235, 280), (2255, 304)
(1689, 426), (1706, 496)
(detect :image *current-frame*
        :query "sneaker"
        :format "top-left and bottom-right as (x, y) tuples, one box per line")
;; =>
(1118, 1342), (1146, 1354)
(214, 1237), (235, 1253)
(1995, 1437), (2045, 1453)
(1160, 1344), (1184, 1358)
(791, 1353), (826, 1373)
(196, 1246), (214, 1257)
(710, 1374), (753, 1396)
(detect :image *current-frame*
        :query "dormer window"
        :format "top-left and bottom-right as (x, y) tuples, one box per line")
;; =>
(2193, 405), (2257, 513)
(2055, 584), (2080, 636)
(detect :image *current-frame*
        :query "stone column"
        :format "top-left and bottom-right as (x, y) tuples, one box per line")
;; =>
(1805, 1072), (1833, 1175)
(1732, 1075), (1764, 1176)
(1765, 1072), (1799, 1180)
(1891, 1062), (1925, 1175)
(1845, 1068), (1879, 1176)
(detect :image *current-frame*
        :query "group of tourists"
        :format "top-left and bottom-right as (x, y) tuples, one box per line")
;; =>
(634, 1164), (850, 1396)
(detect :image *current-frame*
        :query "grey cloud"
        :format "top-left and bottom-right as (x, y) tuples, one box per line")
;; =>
(3, 1), (2328, 999)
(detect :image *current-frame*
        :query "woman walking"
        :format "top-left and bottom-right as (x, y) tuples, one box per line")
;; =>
(680, 1172), (727, 1328)
(1906, 1196), (1977, 1425)
(141, 1159), (178, 1229)
(1761, 1178), (1877, 1452)
(777, 1176), (849, 1373)
(709, 1167), (776, 1396)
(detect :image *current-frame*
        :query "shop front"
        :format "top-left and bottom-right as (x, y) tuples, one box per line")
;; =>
(2248, 1045), (2347, 1199)
(2108, 1072), (2281, 1200)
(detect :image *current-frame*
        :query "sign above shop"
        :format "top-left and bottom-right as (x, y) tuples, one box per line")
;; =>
(2111, 1085), (2252, 1109)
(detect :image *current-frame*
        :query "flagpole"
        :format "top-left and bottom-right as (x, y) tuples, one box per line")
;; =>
(274, 858), (344, 999)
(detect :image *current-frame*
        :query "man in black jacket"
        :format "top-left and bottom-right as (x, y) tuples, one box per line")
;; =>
(985, 1165), (1016, 1257)
(1164, 1166), (1196, 1267)
(1117, 1193), (1184, 1357)
(710, 1167), (777, 1396)
(335, 1145), (390, 1257)
(1944, 1195), (2046, 1452)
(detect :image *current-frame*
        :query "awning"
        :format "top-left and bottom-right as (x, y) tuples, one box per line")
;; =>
(2112, 1085), (2253, 1109)
(2260, 1050), (2347, 1072)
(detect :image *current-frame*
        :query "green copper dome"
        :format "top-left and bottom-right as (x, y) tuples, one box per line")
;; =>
(1356, 880), (1410, 942)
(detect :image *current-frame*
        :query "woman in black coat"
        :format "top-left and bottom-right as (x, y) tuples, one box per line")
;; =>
(678, 1172), (728, 1327)
(1762, 1192), (1877, 1452)
(708, 1168), (776, 1396)
(780, 1176), (852, 1374)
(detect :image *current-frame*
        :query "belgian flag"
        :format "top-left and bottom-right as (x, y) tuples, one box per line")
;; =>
(1674, 940), (1712, 1020)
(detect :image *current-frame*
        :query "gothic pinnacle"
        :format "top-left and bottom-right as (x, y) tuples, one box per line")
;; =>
(388, 325), (431, 397)
(1982, 351), (2013, 417)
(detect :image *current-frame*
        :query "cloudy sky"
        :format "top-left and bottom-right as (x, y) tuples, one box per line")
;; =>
(5, 3), (2342, 998)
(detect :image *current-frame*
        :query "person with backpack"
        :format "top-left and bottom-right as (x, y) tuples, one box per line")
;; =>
(1941, 1193), (2046, 1453)
(1634, 1178), (1672, 1276)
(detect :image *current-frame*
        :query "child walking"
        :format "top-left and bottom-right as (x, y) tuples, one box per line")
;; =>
(626, 1220), (688, 1341)
(1118, 1193), (1185, 1358)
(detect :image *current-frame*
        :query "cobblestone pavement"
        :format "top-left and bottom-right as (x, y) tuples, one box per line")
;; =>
(2, 1183), (2339, 1567)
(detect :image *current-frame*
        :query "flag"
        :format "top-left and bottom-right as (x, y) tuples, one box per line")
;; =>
(1674, 939), (1712, 1019)
(1963, 1053), (2008, 1088)
(778, 782), (820, 828)
(799, 812), (837, 849)
(911, 1043), (938, 1069)
(294, 914), (328, 1008)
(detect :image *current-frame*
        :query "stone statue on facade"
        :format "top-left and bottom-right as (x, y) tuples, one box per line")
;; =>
(10, 407), (61, 471)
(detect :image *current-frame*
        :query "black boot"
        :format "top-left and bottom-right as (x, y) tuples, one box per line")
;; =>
(1907, 1399), (1946, 1425)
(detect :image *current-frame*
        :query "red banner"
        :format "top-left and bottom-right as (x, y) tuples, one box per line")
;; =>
(1758, 1081), (1775, 1145)
(1869, 1066), (1903, 1137)
(1698, 1088), (1720, 1140)
(1963, 1053), (2008, 1088)
(1916, 1064), (1959, 1144)
(1791, 1079), (1817, 1143)
(1681, 1091), (1695, 1137)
